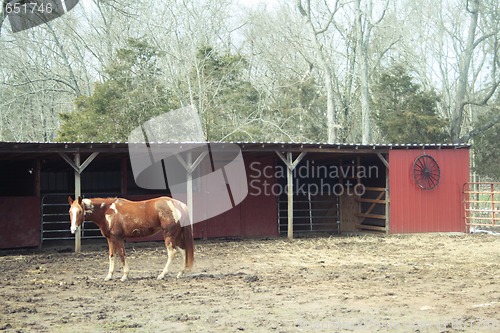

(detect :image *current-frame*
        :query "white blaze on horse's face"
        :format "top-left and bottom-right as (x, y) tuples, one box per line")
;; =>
(69, 206), (83, 234)
(68, 199), (84, 234)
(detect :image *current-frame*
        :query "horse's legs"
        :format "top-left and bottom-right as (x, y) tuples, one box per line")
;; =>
(104, 238), (115, 281)
(114, 238), (129, 282)
(176, 246), (186, 278)
(158, 237), (176, 280)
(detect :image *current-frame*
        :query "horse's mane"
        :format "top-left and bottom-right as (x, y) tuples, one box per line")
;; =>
(84, 197), (119, 206)
(90, 197), (118, 201)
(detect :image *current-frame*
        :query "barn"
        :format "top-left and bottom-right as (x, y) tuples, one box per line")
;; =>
(0, 141), (470, 249)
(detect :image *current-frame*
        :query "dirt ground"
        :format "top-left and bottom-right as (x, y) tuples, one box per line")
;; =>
(1, 233), (499, 333)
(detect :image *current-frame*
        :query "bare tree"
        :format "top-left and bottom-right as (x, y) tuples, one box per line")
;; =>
(297, 0), (340, 143)
(0, 20), (86, 141)
(454, 0), (500, 143)
(354, 0), (388, 144)
(402, 0), (499, 143)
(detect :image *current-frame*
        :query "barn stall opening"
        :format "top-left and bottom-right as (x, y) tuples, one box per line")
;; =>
(0, 142), (469, 250)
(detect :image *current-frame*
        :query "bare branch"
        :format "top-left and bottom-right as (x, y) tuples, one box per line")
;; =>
(297, 0), (308, 17)
(473, 32), (496, 48)
(460, 107), (500, 142)
(463, 81), (500, 107)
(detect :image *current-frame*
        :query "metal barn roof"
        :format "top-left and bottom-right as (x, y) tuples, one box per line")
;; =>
(0, 141), (470, 155)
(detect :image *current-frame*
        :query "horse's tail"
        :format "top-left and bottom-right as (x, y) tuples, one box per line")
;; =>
(182, 224), (194, 270)
(179, 204), (194, 270)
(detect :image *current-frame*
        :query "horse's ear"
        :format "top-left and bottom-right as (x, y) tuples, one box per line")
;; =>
(77, 196), (83, 205)
(68, 196), (74, 205)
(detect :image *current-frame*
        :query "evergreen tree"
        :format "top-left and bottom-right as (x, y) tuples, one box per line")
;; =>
(267, 76), (327, 142)
(373, 65), (450, 143)
(192, 46), (259, 141)
(57, 39), (177, 142)
(473, 111), (500, 180)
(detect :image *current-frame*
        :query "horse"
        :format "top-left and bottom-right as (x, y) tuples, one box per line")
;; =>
(68, 196), (194, 281)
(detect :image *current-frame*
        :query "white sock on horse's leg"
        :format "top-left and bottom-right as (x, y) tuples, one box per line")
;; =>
(120, 258), (129, 282)
(158, 245), (176, 280)
(105, 255), (115, 281)
(176, 247), (186, 278)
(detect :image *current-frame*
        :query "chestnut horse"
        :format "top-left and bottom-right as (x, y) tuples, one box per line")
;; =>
(68, 196), (194, 281)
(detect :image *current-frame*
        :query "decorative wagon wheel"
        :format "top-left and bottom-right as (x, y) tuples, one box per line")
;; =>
(413, 154), (440, 190)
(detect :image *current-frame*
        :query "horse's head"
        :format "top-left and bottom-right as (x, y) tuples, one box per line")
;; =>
(68, 196), (84, 234)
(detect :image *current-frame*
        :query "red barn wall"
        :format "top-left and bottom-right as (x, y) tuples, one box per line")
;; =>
(389, 149), (470, 233)
(0, 197), (40, 249)
(192, 152), (278, 239)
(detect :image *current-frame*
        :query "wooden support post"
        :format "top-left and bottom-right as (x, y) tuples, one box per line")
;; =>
(375, 152), (391, 234)
(58, 152), (99, 254)
(287, 153), (293, 239)
(276, 151), (306, 240)
(121, 156), (128, 196)
(356, 156), (361, 185)
(74, 153), (81, 255)
(381, 154), (390, 234)
(175, 150), (208, 233)
(186, 151), (193, 228)
(33, 159), (41, 197)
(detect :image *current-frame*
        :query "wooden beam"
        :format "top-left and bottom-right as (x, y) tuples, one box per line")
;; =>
(79, 152), (99, 172)
(356, 213), (386, 220)
(358, 191), (385, 223)
(364, 187), (386, 192)
(58, 152), (99, 174)
(175, 151), (208, 173)
(59, 152), (79, 173)
(275, 151), (306, 169)
(377, 153), (389, 169)
(357, 224), (387, 232)
(356, 198), (386, 204)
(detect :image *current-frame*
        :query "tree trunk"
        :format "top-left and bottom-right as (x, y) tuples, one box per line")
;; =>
(325, 69), (336, 143)
(297, 0), (337, 143)
(355, 0), (371, 144)
(451, 0), (479, 143)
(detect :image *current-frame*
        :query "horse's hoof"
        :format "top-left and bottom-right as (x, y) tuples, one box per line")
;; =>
(176, 272), (183, 279)
(120, 276), (128, 282)
(157, 274), (164, 280)
(104, 276), (112, 281)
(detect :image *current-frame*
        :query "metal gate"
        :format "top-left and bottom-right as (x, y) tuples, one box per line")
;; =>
(278, 193), (340, 235)
(41, 193), (118, 242)
(463, 182), (500, 231)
